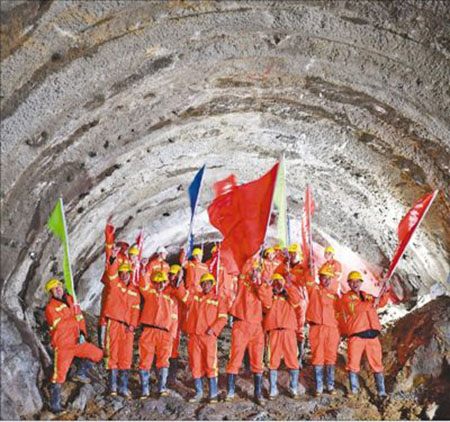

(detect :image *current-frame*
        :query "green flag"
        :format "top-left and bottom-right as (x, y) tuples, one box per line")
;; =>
(273, 158), (288, 247)
(48, 199), (76, 301)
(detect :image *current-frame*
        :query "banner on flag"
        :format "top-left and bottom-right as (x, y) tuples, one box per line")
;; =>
(273, 158), (288, 247)
(186, 164), (206, 257)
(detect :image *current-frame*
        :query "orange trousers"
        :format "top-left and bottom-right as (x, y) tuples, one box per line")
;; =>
(309, 324), (340, 365)
(52, 342), (103, 383)
(296, 299), (307, 342)
(346, 336), (383, 373)
(171, 328), (181, 359)
(104, 319), (134, 370)
(188, 334), (218, 378)
(226, 320), (264, 374)
(139, 327), (172, 370)
(267, 329), (299, 370)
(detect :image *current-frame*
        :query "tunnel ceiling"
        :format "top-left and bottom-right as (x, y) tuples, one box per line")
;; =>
(1, 0), (449, 315)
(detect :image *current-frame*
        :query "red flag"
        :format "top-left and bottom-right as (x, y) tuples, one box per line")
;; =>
(213, 174), (237, 197)
(301, 184), (316, 277)
(385, 190), (438, 281)
(208, 163), (279, 272)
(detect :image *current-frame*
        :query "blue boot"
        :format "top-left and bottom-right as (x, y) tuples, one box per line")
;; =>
(139, 370), (150, 399)
(50, 383), (63, 413)
(225, 373), (235, 402)
(348, 371), (359, 396)
(208, 377), (218, 402)
(326, 365), (336, 395)
(158, 367), (169, 396)
(314, 365), (324, 397)
(289, 369), (300, 398)
(72, 359), (92, 384)
(108, 369), (118, 396)
(189, 378), (204, 402)
(253, 373), (265, 406)
(118, 370), (131, 399)
(297, 341), (304, 368)
(269, 370), (278, 400)
(374, 372), (387, 397)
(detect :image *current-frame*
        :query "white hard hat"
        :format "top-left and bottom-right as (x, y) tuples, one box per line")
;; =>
(157, 246), (168, 255)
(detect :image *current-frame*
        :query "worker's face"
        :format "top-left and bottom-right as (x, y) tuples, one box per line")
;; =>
(349, 279), (363, 293)
(201, 280), (213, 294)
(324, 252), (333, 261)
(272, 280), (284, 294)
(129, 254), (138, 265)
(319, 275), (332, 288)
(119, 270), (131, 284)
(266, 252), (275, 261)
(193, 253), (202, 262)
(51, 284), (65, 299)
(168, 273), (178, 287)
(159, 252), (168, 261)
(289, 251), (298, 262)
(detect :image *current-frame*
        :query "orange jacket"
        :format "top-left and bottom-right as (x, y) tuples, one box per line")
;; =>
(261, 258), (280, 281)
(103, 258), (141, 327)
(175, 285), (228, 336)
(145, 258), (170, 277)
(45, 294), (86, 349)
(305, 281), (339, 327)
(185, 260), (209, 293)
(339, 290), (392, 335)
(263, 285), (302, 332)
(140, 283), (178, 338)
(275, 261), (311, 288)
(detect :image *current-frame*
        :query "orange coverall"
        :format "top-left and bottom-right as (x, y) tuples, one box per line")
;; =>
(174, 285), (228, 378)
(139, 278), (178, 370)
(103, 258), (141, 370)
(340, 290), (392, 373)
(46, 294), (103, 383)
(305, 280), (340, 365)
(263, 285), (303, 370)
(226, 262), (272, 375)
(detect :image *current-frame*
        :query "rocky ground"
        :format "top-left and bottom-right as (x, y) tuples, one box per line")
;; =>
(16, 296), (450, 421)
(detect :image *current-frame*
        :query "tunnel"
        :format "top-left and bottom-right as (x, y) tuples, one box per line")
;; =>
(1, 0), (449, 420)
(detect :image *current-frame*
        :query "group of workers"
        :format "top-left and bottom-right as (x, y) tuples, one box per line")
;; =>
(44, 220), (401, 413)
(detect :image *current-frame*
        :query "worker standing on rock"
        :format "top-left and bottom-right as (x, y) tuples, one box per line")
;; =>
(340, 271), (399, 398)
(305, 266), (341, 396)
(184, 247), (209, 293)
(45, 279), (103, 413)
(319, 246), (343, 294)
(225, 257), (272, 405)
(174, 273), (228, 403)
(263, 273), (303, 400)
(103, 248), (141, 398)
(138, 270), (178, 399)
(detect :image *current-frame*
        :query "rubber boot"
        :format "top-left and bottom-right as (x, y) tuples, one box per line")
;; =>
(189, 378), (204, 402)
(139, 370), (150, 399)
(314, 365), (324, 397)
(253, 373), (265, 406)
(374, 372), (387, 397)
(158, 367), (169, 396)
(297, 341), (304, 368)
(118, 370), (131, 399)
(326, 365), (336, 395)
(348, 372), (359, 397)
(269, 370), (278, 400)
(98, 325), (106, 348)
(108, 369), (118, 396)
(208, 377), (218, 403)
(50, 383), (63, 413)
(72, 359), (92, 384)
(168, 357), (178, 385)
(289, 369), (300, 398)
(225, 373), (235, 402)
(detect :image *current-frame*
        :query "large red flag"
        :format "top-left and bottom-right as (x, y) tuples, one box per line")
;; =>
(208, 163), (279, 273)
(301, 184), (316, 277)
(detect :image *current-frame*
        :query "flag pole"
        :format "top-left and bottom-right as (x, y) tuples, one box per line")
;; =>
(306, 184), (315, 278)
(284, 155), (289, 247)
(60, 198), (77, 304)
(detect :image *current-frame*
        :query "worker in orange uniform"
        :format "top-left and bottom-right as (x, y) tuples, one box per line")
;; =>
(174, 273), (228, 402)
(305, 266), (340, 396)
(138, 270), (178, 399)
(184, 247), (209, 293)
(319, 246), (342, 294)
(225, 258), (272, 405)
(340, 271), (399, 398)
(262, 247), (280, 280)
(144, 246), (170, 281)
(45, 279), (103, 413)
(264, 273), (303, 399)
(103, 248), (141, 398)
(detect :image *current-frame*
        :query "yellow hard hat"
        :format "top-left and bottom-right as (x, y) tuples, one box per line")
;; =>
(128, 245), (139, 256)
(324, 246), (335, 254)
(169, 264), (182, 275)
(192, 247), (203, 256)
(288, 244), (299, 253)
(347, 271), (363, 282)
(152, 271), (168, 283)
(211, 245), (217, 254)
(45, 278), (63, 293)
(319, 266), (335, 277)
(200, 273), (216, 286)
(271, 273), (285, 284)
(119, 263), (132, 273)
(273, 244), (281, 250)
(265, 248), (275, 255)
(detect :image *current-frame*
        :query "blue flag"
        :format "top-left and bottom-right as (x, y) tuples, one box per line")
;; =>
(187, 165), (206, 257)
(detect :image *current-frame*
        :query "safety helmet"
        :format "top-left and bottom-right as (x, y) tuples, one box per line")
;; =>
(324, 246), (335, 254)
(128, 245), (139, 255)
(288, 244), (299, 253)
(169, 264), (182, 275)
(274, 244), (282, 250)
(192, 247), (203, 256)
(319, 266), (335, 277)
(211, 245), (217, 254)
(157, 246), (168, 255)
(119, 263), (132, 273)
(265, 248), (275, 255)
(271, 273), (285, 285)
(200, 273), (216, 286)
(45, 278), (63, 293)
(347, 271), (363, 282)
(152, 271), (168, 283)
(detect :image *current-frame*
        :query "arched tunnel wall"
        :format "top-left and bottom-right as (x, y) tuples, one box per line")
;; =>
(0, 0), (449, 419)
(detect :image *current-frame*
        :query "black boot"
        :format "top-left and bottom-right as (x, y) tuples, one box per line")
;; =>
(72, 359), (92, 384)
(253, 373), (265, 406)
(225, 373), (235, 402)
(50, 383), (63, 413)
(109, 369), (118, 396)
(118, 370), (131, 399)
